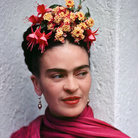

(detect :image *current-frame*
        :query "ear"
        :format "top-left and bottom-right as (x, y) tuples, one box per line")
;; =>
(31, 75), (42, 96)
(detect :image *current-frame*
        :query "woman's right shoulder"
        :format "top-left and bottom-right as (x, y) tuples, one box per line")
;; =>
(10, 115), (44, 138)
(11, 126), (28, 138)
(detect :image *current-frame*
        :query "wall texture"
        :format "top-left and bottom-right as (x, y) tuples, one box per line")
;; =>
(114, 0), (138, 137)
(0, 0), (137, 137)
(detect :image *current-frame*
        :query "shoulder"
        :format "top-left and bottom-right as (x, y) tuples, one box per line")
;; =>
(11, 126), (28, 138)
(11, 115), (44, 138)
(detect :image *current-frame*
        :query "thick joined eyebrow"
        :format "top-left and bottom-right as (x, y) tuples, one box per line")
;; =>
(46, 65), (90, 73)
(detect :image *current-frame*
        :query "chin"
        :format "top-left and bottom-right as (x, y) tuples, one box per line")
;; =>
(60, 104), (86, 118)
(50, 102), (87, 118)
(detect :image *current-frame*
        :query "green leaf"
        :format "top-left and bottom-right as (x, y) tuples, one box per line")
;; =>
(68, 7), (75, 12)
(41, 20), (48, 30)
(85, 7), (91, 19)
(49, 4), (62, 9)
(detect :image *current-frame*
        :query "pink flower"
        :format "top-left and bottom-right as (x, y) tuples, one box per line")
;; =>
(37, 4), (52, 16)
(28, 15), (41, 25)
(26, 28), (41, 51)
(84, 29), (98, 49)
(28, 4), (52, 25)
(37, 31), (52, 53)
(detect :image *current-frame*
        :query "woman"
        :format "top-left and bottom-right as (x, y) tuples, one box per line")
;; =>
(11, 0), (129, 137)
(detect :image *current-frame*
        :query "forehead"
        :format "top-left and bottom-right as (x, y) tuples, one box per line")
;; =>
(40, 43), (89, 71)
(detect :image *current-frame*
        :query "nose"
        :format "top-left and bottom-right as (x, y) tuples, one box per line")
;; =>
(63, 76), (79, 93)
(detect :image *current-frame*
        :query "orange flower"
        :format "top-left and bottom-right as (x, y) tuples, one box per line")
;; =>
(65, 0), (74, 8)
(86, 17), (94, 28)
(76, 11), (85, 21)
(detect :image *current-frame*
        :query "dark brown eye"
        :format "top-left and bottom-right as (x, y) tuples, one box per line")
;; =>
(51, 74), (64, 79)
(77, 71), (88, 77)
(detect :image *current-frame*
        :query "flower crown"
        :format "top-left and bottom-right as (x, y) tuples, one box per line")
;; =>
(26, 0), (98, 53)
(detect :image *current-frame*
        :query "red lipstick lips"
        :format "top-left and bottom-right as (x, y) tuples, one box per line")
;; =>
(62, 96), (80, 105)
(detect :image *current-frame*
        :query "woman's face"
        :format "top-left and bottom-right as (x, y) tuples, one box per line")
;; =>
(31, 41), (91, 117)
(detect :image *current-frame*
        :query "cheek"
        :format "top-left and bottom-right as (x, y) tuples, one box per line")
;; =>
(84, 77), (91, 97)
(83, 75), (91, 90)
(40, 81), (62, 102)
(79, 78), (91, 98)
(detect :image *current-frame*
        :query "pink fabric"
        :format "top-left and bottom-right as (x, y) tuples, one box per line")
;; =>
(41, 105), (130, 138)
(11, 106), (130, 138)
(11, 116), (43, 138)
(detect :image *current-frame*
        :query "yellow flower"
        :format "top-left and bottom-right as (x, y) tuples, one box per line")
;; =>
(70, 12), (76, 22)
(73, 34), (85, 43)
(55, 28), (63, 39)
(47, 23), (55, 30)
(65, 0), (74, 8)
(62, 24), (71, 32)
(64, 9), (70, 17)
(64, 17), (70, 24)
(77, 22), (87, 30)
(58, 37), (65, 43)
(76, 11), (85, 21)
(43, 12), (53, 21)
(53, 6), (66, 16)
(59, 8), (69, 18)
(71, 26), (84, 38)
(74, 37), (80, 43)
(86, 17), (94, 28)
(59, 6), (66, 11)
(52, 6), (60, 15)
(54, 15), (62, 24)
(59, 12), (65, 19)
(80, 34), (85, 39)
(55, 28), (65, 43)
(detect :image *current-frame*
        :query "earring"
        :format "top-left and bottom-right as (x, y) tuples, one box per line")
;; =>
(87, 91), (90, 105)
(38, 96), (42, 109)
(87, 99), (90, 105)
